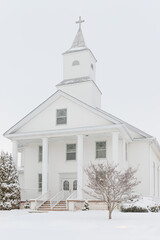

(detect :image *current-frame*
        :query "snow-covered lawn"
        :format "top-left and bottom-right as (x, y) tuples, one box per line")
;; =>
(0, 210), (160, 240)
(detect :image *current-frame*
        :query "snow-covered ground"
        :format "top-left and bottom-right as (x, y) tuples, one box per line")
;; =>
(0, 210), (160, 240)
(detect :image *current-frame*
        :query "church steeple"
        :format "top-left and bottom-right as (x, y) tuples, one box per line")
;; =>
(62, 17), (97, 82)
(65, 17), (88, 53)
(71, 27), (86, 49)
(56, 17), (101, 108)
(67, 17), (87, 52)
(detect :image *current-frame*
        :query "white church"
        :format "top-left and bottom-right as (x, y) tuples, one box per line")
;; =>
(4, 17), (160, 211)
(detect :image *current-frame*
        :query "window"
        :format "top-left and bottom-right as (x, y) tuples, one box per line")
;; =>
(73, 180), (77, 190)
(96, 141), (106, 159)
(91, 64), (94, 70)
(66, 144), (76, 160)
(63, 180), (69, 191)
(56, 109), (67, 125)
(38, 173), (42, 192)
(72, 60), (80, 66)
(39, 146), (42, 162)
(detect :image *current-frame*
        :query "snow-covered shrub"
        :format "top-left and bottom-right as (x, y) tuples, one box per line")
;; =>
(82, 200), (89, 211)
(24, 200), (30, 209)
(121, 197), (160, 213)
(121, 205), (148, 212)
(0, 152), (21, 210)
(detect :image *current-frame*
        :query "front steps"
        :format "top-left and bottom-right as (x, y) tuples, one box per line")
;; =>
(38, 201), (68, 211)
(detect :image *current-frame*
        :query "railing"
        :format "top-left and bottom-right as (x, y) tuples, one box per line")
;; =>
(67, 190), (77, 201)
(50, 191), (65, 209)
(66, 191), (77, 209)
(35, 191), (51, 210)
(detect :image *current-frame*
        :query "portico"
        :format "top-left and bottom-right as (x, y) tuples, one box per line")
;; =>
(11, 125), (123, 201)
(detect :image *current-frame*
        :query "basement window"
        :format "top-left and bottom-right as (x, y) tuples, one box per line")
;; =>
(56, 109), (67, 125)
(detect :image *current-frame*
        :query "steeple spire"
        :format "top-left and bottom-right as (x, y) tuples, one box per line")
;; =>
(65, 16), (87, 53)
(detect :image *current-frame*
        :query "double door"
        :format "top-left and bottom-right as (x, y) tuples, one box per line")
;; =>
(62, 179), (77, 192)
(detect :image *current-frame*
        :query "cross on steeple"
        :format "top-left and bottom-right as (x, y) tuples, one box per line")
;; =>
(76, 16), (85, 29)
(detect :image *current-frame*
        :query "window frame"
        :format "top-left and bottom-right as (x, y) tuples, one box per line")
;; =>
(63, 180), (69, 191)
(56, 108), (67, 125)
(38, 146), (42, 162)
(95, 141), (106, 159)
(91, 63), (94, 70)
(73, 180), (77, 190)
(66, 143), (76, 161)
(38, 173), (42, 192)
(72, 60), (80, 66)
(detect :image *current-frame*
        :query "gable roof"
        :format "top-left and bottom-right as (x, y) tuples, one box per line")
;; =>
(4, 90), (118, 136)
(4, 89), (153, 141)
(96, 108), (152, 139)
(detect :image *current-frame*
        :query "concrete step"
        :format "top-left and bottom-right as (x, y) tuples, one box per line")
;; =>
(38, 200), (68, 211)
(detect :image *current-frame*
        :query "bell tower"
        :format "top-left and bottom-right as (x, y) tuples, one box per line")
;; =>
(56, 17), (101, 108)
(63, 17), (97, 82)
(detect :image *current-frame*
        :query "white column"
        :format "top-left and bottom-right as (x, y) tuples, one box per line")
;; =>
(149, 144), (153, 196)
(12, 140), (18, 168)
(42, 138), (48, 195)
(112, 132), (119, 164)
(77, 135), (84, 199)
(122, 139), (126, 169)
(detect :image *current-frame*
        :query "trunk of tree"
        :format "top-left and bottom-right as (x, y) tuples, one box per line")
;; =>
(108, 206), (112, 219)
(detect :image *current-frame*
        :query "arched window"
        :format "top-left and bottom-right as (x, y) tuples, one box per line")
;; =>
(72, 60), (80, 66)
(73, 180), (77, 191)
(63, 180), (69, 191)
(91, 64), (94, 70)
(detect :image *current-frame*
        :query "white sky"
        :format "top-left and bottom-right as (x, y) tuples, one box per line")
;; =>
(0, 0), (160, 153)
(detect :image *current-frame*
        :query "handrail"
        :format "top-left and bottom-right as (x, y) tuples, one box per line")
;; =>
(50, 191), (64, 209)
(66, 191), (77, 209)
(66, 190), (77, 201)
(35, 191), (50, 210)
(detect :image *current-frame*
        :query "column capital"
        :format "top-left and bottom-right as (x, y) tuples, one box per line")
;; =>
(77, 134), (83, 138)
(112, 131), (119, 136)
(42, 137), (48, 142)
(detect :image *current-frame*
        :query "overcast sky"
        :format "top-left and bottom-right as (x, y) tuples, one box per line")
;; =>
(0, 0), (160, 153)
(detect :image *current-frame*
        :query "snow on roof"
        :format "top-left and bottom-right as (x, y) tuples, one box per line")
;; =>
(56, 76), (91, 86)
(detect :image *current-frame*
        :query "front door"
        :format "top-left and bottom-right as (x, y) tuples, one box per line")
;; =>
(62, 179), (77, 192)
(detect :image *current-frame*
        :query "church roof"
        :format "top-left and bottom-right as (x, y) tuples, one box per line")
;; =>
(64, 27), (88, 54)
(56, 76), (91, 86)
(4, 90), (152, 140)
(71, 27), (86, 49)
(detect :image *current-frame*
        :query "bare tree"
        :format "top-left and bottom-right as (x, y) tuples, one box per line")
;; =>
(85, 162), (140, 219)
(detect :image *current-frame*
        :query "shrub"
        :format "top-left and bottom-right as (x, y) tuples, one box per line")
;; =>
(121, 197), (160, 213)
(121, 206), (148, 212)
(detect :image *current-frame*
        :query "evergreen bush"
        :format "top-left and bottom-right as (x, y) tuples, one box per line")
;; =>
(0, 152), (21, 210)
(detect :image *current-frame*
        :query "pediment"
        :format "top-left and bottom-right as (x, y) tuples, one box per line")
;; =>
(4, 91), (117, 136)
